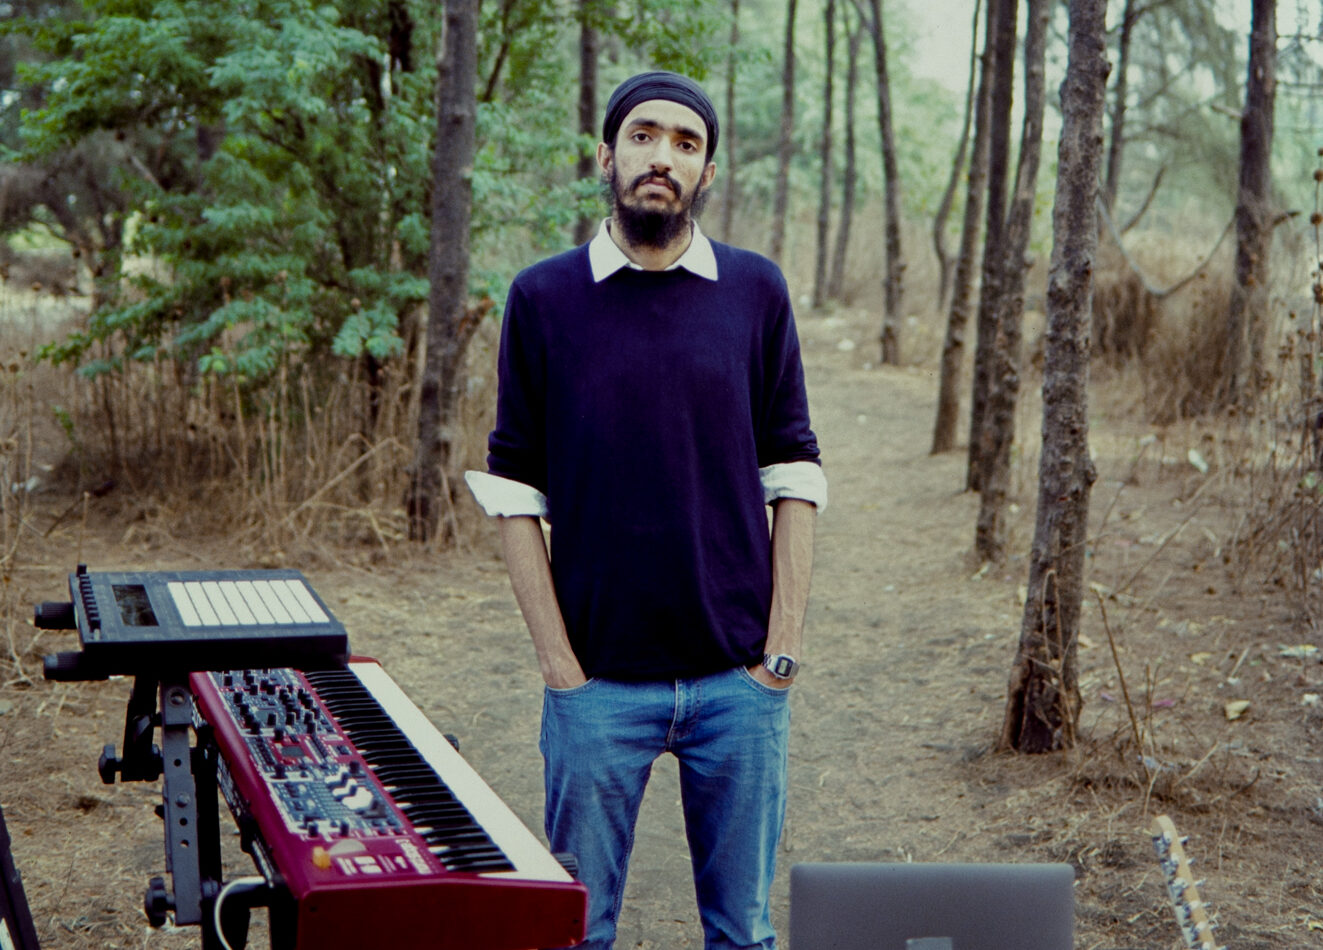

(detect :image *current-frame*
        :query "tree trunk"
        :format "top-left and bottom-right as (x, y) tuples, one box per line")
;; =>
(1102, 0), (1137, 213)
(827, 9), (861, 301)
(867, 0), (904, 364)
(1225, 0), (1277, 405)
(721, 0), (740, 243)
(999, 0), (1106, 755)
(931, 0), (994, 455)
(812, 0), (836, 310)
(572, 0), (600, 246)
(974, 0), (1049, 563)
(408, 0), (479, 543)
(966, 0), (1017, 491)
(932, 0), (982, 312)
(769, 0), (797, 267)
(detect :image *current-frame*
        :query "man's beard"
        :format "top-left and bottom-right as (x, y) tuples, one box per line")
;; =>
(605, 166), (710, 250)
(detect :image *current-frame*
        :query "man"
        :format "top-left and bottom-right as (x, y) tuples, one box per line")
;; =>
(465, 71), (826, 950)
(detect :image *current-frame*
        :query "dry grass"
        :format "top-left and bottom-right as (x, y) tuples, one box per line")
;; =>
(1, 290), (501, 570)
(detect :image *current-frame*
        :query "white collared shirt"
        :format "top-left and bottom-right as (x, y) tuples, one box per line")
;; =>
(587, 218), (719, 282)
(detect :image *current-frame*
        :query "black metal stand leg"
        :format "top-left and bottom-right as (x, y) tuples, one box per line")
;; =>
(193, 736), (234, 950)
(158, 676), (205, 926)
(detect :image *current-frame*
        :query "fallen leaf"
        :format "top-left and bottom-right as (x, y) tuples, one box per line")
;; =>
(1279, 644), (1319, 659)
(1303, 694), (1320, 707)
(1151, 698), (1177, 709)
(1225, 699), (1251, 721)
(1077, 633), (1097, 650)
(1190, 652), (1213, 665)
(1188, 448), (1209, 473)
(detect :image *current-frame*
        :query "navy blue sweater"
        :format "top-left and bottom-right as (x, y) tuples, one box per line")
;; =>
(487, 240), (820, 680)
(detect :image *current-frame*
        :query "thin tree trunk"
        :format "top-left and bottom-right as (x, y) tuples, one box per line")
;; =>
(769, 0), (797, 266)
(931, 0), (995, 455)
(408, 0), (479, 543)
(572, 0), (600, 246)
(1225, 0), (1277, 404)
(966, 0), (1017, 491)
(721, 0), (740, 243)
(828, 9), (861, 301)
(812, 0), (836, 310)
(867, 0), (904, 364)
(998, 0), (1106, 754)
(975, 0), (1049, 563)
(933, 0), (982, 312)
(1102, 0), (1137, 212)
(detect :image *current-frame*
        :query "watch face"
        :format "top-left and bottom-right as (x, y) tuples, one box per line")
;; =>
(767, 655), (797, 678)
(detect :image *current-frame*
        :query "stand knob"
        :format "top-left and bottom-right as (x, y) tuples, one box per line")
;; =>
(144, 875), (173, 928)
(33, 601), (76, 630)
(97, 745), (120, 784)
(98, 743), (162, 784)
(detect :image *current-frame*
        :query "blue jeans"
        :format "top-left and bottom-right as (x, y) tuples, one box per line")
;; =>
(540, 667), (791, 950)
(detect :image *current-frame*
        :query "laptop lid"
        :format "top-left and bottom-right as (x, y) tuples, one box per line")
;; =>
(789, 862), (1074, 950)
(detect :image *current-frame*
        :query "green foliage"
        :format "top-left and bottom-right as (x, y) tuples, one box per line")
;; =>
(20, 0), (437, 380)
(12, 0), (734, 383)
(9, 0), (1023, 386)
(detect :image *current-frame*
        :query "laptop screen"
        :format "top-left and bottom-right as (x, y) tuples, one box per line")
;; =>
(789, 862), (1074, 950)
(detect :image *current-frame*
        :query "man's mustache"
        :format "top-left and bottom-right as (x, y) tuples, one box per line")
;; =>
(630, 171), (681, 195)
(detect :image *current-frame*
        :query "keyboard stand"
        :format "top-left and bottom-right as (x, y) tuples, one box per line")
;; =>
(36, 566), (351, 950)
(55, 665), (247, 949)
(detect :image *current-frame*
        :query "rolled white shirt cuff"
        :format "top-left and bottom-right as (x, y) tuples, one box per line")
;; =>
(464, 471), (548, 518)
(467, 463), (827, 517)
(760, 461), (828, 512)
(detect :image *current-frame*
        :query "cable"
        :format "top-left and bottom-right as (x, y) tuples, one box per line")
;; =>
(213, 875), (268, 950)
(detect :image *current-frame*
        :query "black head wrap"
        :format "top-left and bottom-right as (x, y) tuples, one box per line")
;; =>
(602, 71), (719, 162)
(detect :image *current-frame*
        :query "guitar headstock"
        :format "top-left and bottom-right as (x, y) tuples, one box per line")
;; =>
(1150, 814), (1224, 950)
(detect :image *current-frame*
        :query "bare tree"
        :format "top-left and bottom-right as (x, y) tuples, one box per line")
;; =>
(931, 0), (993, 455)
(974, 0), (1050, 563)
(1102, 0), (1139, 212)
(932, 0), (983, 312)
(827, 6), (862, 301)
(1225, 0), (1277, 404)
(408, 0), (480, 542)
(999, 0), (1107, 755)
(865, 0), (905, 363)
(769, 0), (797, 266)
(572, 0), (600, 246)
(966, 0), (1017, 491)
(721, 0), (740, 243)
(812, 0), (836, 309)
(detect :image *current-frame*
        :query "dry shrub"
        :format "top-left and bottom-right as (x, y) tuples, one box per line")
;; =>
(1091, 268), (1163, 365)
(1135, 275), (1233, 425)
(6, 296), (501, 564)
(1221, 317), (1323, 619)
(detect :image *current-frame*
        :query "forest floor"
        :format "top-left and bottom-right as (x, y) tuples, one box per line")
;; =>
(1, 299), (1322, 949)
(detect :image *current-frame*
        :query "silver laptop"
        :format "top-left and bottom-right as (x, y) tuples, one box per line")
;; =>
(789, 862), (1074, 950)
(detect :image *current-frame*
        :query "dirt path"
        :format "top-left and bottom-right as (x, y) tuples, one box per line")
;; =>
(2, 304), (1320, 949)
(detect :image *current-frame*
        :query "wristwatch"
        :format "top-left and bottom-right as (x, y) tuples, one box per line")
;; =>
(761, 653), (800, 680)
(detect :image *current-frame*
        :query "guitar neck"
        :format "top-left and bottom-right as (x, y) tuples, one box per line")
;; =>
(1150, 815), (1223, 950)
